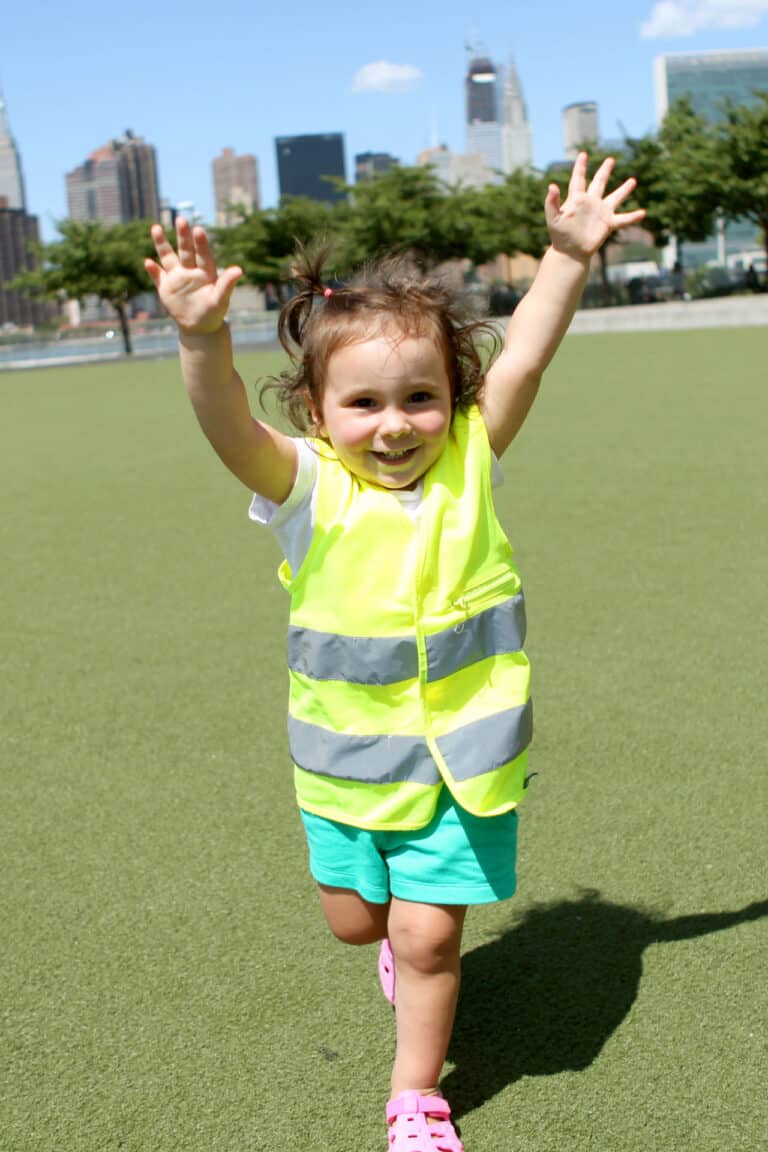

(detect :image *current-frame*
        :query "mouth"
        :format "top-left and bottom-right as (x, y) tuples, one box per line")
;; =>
(372, 447), (418, 465)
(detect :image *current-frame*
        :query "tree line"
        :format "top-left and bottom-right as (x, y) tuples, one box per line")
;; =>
(14, 94), (768, 354)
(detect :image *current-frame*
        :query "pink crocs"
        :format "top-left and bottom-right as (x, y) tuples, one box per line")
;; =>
(378, 938), (396, 1005)
(386, 1091), (464, 1151)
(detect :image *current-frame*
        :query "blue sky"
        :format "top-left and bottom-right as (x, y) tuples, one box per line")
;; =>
(3, 0), (768, 240)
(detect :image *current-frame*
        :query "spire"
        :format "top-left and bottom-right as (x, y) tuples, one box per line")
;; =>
(0, 87), (27, 210)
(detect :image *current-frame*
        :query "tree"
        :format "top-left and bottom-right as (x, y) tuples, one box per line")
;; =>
(338, 164), (453, 269)
(213, 196), (340, 292)
(625, 98), (721, 267)
(718, 91), (768, 272)
(13, 219), (156, 354)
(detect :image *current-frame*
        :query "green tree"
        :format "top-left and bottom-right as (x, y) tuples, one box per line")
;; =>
(213, 196), (340, 291)
(718, 91), (768, 272)
(338, 164), (453, 268)
(13, 219), (156, 354)
(625, 98), (721, 267)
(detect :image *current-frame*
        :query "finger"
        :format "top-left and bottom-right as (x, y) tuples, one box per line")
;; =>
(192, 226), (217, 279)
(587, 156), (615, 199)
(150, 225), (178, 267)
(213, 265), (244, 310)
(174, 217), (197, 269)
(604, 176), (638, 210)
(544, 183), (561, 227)
(568, 152), (588, 200)
(611, 208), (647, 230)
(144, 257), (162, 288)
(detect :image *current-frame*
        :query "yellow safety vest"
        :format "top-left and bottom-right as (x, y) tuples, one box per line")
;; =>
(278, 405), (532, 831)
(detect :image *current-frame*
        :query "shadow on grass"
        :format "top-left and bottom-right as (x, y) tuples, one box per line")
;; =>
(445, 890), (768, 1118)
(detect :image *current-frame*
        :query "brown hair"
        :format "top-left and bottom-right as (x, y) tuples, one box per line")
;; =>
(261, 242), (501, 433)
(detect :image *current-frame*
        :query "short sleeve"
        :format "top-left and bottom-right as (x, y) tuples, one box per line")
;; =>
(248, 438), (318, 573)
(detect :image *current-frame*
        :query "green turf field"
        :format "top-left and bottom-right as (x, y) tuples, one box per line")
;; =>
(1, 330), (766, 1152)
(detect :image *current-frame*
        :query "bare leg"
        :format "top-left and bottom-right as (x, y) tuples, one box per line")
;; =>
(317, 884), (389, 945)
(388, 897), (466, 1096)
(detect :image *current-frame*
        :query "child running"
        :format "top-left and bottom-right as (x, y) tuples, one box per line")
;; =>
(146, 153), (644, 1151)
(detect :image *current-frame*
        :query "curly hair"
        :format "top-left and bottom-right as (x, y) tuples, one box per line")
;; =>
(260, 242), (502, 434)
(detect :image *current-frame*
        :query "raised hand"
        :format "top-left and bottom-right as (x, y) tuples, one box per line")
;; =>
(144, 217), (243, 335)
(545, 152), (646, 261)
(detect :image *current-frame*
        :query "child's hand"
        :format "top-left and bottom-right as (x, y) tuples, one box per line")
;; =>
(545, 152), (646, 262)
(144, 218), (243, 335)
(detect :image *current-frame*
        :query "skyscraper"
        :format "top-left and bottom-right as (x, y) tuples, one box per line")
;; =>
(275, 134), (346, 203)
(213, 148), (260, 225)
(355, 152), (398, 182)
(654, 48), (768, 121)
(66, 132), (160, 223)
(654, 49), (768, 265)
(466, 55), (503, 172)
(501, 58), (533, 172)
(0, 199), (52, 327)
(562, 102), (600, 158)
(0, 93), (26, 210)
(465, 51), (532, 176)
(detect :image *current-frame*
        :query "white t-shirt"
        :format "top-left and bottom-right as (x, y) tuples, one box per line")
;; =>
(249, 437), (505, 574)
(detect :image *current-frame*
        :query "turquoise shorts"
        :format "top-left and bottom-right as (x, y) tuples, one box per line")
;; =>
(299, 786), (518, 906)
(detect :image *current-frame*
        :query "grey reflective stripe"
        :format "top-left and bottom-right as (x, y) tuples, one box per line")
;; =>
(287, 627), (418, 685)
(288, 593), (525, 685)
(436, 699), (533, 781)
(426, 595), (526, 683)
(288, 717), (441, 785)
(288, 700), (531, 787)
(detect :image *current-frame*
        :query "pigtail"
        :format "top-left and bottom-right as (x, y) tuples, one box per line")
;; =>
(277, 239), (335, 362)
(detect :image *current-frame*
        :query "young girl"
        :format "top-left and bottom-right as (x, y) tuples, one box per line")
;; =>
(146, 154), (644, 1152)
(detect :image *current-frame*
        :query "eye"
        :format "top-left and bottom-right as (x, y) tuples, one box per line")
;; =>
(408, 390), (434, 404)
(350, 396), (377, 409)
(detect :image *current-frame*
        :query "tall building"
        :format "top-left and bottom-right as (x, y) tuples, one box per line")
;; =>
(654, 49), (768, 266)
(0, 199), (52, 328)
(654, 48), (768, 121)
(466, 55), (503, 172)
(355, 152), (398, 182)
(417, 145), (495, 189)
(213, 147), (260, 225)
(66, 131), (160, 224)
(562, 102), (599, 158)
(0, 93), (26, 210)
(465, 51), (532, 176)
(501, 59), (533, 172)
(275, 134), (346, 203)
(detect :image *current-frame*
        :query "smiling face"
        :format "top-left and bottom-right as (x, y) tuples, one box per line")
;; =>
(313, 326), (453, 490)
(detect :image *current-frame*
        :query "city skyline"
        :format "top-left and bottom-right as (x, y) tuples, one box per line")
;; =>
(2, 0), (768, 240)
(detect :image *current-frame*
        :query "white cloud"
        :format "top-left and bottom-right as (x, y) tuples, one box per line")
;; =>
(641, 0), (768, 38)
(351, 61), (423, 94)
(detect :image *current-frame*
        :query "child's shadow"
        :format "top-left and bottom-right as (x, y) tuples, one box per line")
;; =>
(444, 890), (768, 1118)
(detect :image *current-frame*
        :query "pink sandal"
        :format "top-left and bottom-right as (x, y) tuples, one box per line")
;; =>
(378, 938), (396, 1005)
(386, 1092), (464, 1151)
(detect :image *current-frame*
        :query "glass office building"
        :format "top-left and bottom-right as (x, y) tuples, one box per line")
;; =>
(654, 50), (768, 266)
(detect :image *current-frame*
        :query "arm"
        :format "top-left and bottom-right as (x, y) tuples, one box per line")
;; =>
(481, 154), (646, 457)
(145, 219), (297, 503)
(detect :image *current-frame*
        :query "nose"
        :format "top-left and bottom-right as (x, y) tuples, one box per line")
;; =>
(379, 406), (410, 437)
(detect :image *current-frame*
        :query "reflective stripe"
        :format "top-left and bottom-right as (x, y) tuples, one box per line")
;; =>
(288, 594), (525, 685)
(288, 699), (532, 787)
(287, 627), (418, 685)
(426, 595), (526, 682)
(436, 700), (533, 780)
(288, 717), (441, 785)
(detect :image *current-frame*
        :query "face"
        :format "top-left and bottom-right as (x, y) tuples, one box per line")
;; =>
(314, 329), (453, 490)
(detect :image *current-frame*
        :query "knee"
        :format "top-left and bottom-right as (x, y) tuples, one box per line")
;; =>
(389, 917), (462, 975)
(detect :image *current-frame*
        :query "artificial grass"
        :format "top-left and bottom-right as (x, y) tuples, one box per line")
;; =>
(1, 331), (766, 1152)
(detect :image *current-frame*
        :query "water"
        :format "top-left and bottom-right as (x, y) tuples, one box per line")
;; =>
(0, 318), (279, 371)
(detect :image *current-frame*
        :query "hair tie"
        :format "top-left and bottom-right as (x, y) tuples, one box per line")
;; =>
(323, 287), (333, 298)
